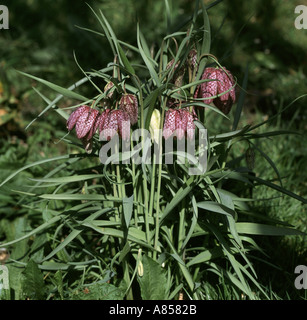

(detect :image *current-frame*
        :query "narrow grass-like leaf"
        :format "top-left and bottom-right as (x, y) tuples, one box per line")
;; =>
(160, 176), (196, 224)
(32, 86), (69, 120)
(17, 71), (88, 101)
(236, 222), (306, 236)
(137, 24), (160, 86)
(0, 214), (63, 247)
(247, 174), (307, 204)
(123, 195), (134, 229)
(197, 201), (235, 217)
(118, 44), (136, 75)
(0, 154), (86, 187)
(187, 247), (224, 267)
(29, 174), (105, 184)
(232, 63), (249, 131)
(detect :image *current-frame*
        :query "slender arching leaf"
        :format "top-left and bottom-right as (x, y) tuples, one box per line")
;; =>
(236, 222), (306, 236)
(17, 71), (89, 102)
(137, 24), (160, 86)
(118, 44), (136, 75)
(0, 154), (87, 188)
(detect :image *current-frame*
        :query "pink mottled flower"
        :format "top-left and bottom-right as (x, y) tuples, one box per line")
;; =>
(196, 67), (219, 105)
(67, 105), (100, 139)
(180, 108), (196, 140)
(195, 67), (236, 115)
(100, 109), (130, 141)
(163, 108), (177, 140)
(163, 107), (197, 140)
(67, 105), (90, 131)
(66, 105), (100, 153)
(119, 94), (138, 125)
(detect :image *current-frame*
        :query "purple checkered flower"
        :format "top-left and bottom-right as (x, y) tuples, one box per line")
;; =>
(67, 105), (100, 140)
(119, 94), (138, 125)
(99, 109), (131, 141)
(66, 105), (101, 153)
(195, 67), (236, 115)
(163, 107), (197, 140)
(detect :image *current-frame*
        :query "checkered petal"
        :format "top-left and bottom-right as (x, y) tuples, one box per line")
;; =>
(119, 94), (138, 125)
(75, 108), (99, 139)
(214, 67), (236, 115)
(98, 109), (111, 134)
(67, 105), (89, 131)
(185, 111), (196, 140)
(117, 109), (131, 141)
(188, 49), (198, 70)
(163, 109), (177, 139)
(179, 108), (196, 140)
(199, 68), (218, 105)
(103, 110), (119, 141)
(85, 109), (100, 140)
(175, 110), (185, 140)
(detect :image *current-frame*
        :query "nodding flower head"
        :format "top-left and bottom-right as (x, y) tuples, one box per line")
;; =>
(119, 94), (138, 125)
(67, 105), (100, 140)
(66, 105), (100, 153)
(195, 67), (236, 115)
(99, 109), (130, 141)
(163, 107), (197, 140)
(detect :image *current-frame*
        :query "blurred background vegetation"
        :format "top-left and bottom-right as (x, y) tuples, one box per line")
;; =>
(0, 0), (306, 299)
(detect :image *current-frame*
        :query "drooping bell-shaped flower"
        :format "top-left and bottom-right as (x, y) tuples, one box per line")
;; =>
(67, 105), (100, 139)
(99, 109), (130, 141)
(163, 108), (177, 140)
(163, 107), (197, 140)
(119, 94), (138, 125)
(195, 67), (236, 115)
(66, 105), (100, 153)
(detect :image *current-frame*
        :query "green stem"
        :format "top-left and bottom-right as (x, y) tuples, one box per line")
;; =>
(153, 98), (167, 260)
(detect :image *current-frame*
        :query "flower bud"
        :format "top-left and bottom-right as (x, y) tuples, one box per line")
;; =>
(104, 81), (115, 99)
(149, 109), (161, 143)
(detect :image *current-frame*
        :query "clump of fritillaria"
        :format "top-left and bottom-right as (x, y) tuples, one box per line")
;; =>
(66, 83), (138, 152)
(195, 66), (236, 115)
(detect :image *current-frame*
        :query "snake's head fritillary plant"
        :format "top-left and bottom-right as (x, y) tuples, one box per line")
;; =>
(6, 0), (306, 302)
